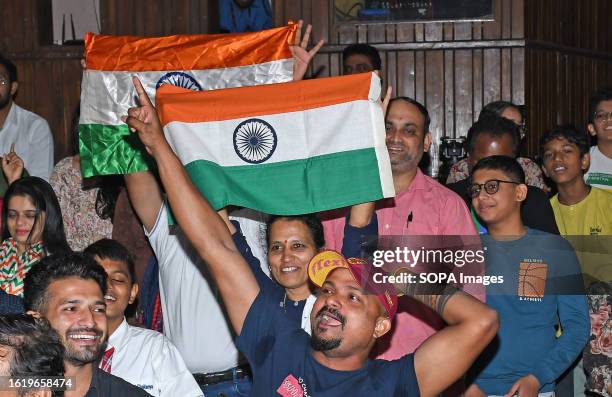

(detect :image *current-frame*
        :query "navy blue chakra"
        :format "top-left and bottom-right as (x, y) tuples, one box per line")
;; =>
(156, 72), (202, 91)
(233, 118), (277, 164)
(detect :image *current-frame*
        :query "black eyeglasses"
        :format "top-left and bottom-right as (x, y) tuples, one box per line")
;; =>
(467, 179), (520, 198)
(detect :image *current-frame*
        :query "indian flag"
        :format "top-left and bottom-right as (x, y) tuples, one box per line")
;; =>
(79, 24), (297, 177)
(155, 72), (394, 215)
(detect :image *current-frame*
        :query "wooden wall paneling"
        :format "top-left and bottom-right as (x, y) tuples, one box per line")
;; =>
(500, 48), (512, 101)
(482, 0), (502, 39)
(500, 0), (512, 38)
(454, 23), (472, 41)
(510, 0), (524, 39)
(311, 0), (329, 43)
(357, 24), (367, 43)
(396, 23), (414, 43)
(443, 23), (453, 41)
(385, 24), (396, 44)
(414, 51), (425, 104)
(511, 48), (525, 105)
(472, 49), (484, 122)
(472, 21), (482, 41)
(133, 0), (145, 36)
(425, 50), (444, 172)
(396, 51), (415, 99)
(284, 1), (302, 25)
(328, 53), (340, 77)
(444, 50), (454, 137)
(117, 0), (134, 35)
(414, 23), (424, 42)
(174, 0), (190, 34)
(100, 0), (117, 34)
(188, 0), (201, 35)
(312, 51), (330, 78)
(367, 24), (385, 43)
(483, 48), (501, 106)
(385, 50), (397, 98)
(424, 24), (442, 42)
(454, 49), (473, 137)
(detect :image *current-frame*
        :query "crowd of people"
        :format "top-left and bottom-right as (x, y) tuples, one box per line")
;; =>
(0, 19), (611, 397)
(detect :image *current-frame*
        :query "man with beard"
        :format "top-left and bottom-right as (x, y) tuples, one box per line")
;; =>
(23, 252), (151, 397)
(0, 54), (53, 181)
(123, 76), (499, 397)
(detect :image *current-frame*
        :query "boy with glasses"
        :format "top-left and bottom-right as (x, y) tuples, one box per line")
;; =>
(465, 155), (589, 397)
(585, 88), (612, 190)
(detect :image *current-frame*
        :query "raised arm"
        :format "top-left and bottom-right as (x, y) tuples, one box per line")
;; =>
(407, 285), (499, 397)
(123, 77), (259, 334)
(123, 171), (163, 233)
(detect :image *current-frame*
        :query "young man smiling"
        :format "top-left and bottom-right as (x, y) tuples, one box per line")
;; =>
(23, 253), (150, 397)
(540, 125), (612, 237)
(84, 239), (201, 397)
(465, 155), (589, 397)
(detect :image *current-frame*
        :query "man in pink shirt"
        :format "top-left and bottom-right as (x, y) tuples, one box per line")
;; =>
(322, 96), (477, 360)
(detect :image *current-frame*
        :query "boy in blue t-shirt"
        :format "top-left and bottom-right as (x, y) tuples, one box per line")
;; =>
(123, 78), (501, 397)
(465, 155), (590, 397)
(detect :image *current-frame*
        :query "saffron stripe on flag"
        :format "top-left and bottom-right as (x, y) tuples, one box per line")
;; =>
(156, 72), (376, 124)
(84, 24), (297, 71)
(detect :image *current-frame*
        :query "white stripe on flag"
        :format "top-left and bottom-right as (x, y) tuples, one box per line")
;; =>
(163, 99), (385, 167)
(80, 58), (294, 125)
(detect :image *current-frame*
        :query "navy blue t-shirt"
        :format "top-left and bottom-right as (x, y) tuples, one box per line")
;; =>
(236, 288), (421, 397)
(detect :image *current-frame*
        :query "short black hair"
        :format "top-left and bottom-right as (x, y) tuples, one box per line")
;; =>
(470, 155), (526, 184)
(478, 100), (519, 120)
(466, 115), (521, 157)
(0, 53), (17, 83)
(23, 253), (107, 312)
(0, 314), (65, 396)
(84, 238), (136, 283)
(342, 44), (382, 71)
(539, 124), (590, 157)
(266, 214), (325, 250)
(588, 87), (612, 124)
(387, 96), (431, 132)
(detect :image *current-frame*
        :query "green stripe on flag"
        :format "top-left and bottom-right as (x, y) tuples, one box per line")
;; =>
(79, 124), (155, 177)
(185, 148), (384, 215)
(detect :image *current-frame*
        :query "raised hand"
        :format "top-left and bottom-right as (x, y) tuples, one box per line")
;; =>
(291, 20), (325, 81)
(2, 144), (24, 185)
(121, 76), (169, 157)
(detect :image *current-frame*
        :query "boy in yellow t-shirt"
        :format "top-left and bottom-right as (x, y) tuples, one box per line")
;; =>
(540, 125), (612, 397)
(540, 125), (612, 236)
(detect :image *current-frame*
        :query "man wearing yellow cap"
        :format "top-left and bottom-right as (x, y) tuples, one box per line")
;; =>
(123, 76), (499, 397)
